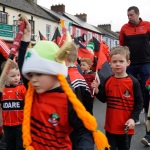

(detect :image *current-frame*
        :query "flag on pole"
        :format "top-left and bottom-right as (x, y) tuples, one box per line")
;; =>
(96, 41), (113, 85)
(52, 27), (66, 47)
(52, 27), (61, 44)
(39, 31), (47, 40)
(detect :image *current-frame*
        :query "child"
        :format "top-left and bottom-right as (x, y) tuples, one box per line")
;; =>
(65, 42), (94, 149)
(19, 17), (110, 150)
(80, 58), (95, 97)
(141, 77), (150, 146)
(92, 46), (143, 150)
(0, 61), (26, 150)
(65, 42), (93, 114)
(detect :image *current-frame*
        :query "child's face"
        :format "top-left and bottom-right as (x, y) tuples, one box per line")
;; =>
(80, 61), (90, 72)
(110, 54), (130, 77)
(6, 68), (20, 86)
(27, 73), (60, 93)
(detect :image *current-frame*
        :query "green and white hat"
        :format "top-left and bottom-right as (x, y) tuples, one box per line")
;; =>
(86, 41), (95, 51)
(22, 41), (68, 79)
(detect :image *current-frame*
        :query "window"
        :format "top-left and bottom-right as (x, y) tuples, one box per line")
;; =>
(76, 28), (80, 37)
(29, 20), (35, 41)
(46, 25), (51, 41)
(13, 20), (18, 38)
(105, 38), (108, 45)
(69, 26), (72, 35)
(0, 11), (7, 24)
(94, 34), (98, 40)
(87, 32), (92, 41)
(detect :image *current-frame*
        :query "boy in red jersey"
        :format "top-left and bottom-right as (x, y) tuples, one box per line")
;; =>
(92, 46), (143, 150)
(19, 17), (110, 150)
(80, 58), (95, 97)
(0, 61), (26, 150)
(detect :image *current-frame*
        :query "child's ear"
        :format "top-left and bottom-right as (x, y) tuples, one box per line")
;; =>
(127, 60), (131, 66)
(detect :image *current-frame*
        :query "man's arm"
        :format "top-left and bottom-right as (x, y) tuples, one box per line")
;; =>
(119, 26), (125, 46)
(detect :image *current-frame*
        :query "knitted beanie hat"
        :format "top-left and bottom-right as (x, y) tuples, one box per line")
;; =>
(22, 41), (68, 79)
(86, 41), (95, 51)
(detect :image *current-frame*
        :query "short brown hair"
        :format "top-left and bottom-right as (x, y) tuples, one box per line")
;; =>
(81, 58), (93, 67)
(128, 6), (139, 14)
(110, 46), (130, 61)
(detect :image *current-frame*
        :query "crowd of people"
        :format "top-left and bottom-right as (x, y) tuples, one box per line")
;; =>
(0, 5), (149, 150)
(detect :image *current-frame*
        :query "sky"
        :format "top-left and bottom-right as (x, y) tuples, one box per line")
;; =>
(37, 0), (150, 32)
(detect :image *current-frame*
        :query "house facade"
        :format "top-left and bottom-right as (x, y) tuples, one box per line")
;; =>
(0, 0), (119, 49)
(0, 0), (58, 46)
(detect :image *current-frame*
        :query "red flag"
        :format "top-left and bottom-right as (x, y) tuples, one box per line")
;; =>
(39, 31), (47, 40)
(0, 38), (10, 59)
(51, 27), (66, 47)
(96, 41), (113, 85)
(96, 42), (110, 70)
(52, 27), (61, 44)
(78, 48), (94, 62)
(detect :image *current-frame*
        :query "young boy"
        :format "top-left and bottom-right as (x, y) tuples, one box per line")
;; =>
(80, 58), (95, 97)
(19, 17), (110, 150)
(65, 42), (94, 150)
(65, 43), (93, 114)
(0, 61), (26, 150)
(92, 46), (143, 150)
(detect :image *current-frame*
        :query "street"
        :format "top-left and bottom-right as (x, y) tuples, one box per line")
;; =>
(93, 99), (150, 150)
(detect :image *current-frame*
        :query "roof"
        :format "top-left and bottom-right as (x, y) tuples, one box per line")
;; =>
(94, 26), (118, 39)
(0, 0), (56, 21)
(63, 12), (101, 34)
(40, 6), (78, 26)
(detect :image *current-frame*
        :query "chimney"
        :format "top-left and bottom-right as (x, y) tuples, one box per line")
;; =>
(98, 24), (111, 31)
(51, 4), (65, 13)
(75, 13), (87, 22)
(33, 0), (37, 3)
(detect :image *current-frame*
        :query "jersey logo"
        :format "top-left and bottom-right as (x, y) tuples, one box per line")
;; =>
(15, 91), (19, 95)
(48, 113), (60, 126)
(124, 90), (130, 98)
(139, 26), (143, 32)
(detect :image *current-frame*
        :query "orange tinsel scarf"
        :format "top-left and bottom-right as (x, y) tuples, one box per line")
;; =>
(22, 74), (110, 150)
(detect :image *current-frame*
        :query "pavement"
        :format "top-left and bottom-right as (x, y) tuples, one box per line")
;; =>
(93, 98), (150, 150)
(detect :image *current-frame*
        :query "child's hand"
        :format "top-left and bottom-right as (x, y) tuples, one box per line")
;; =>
(91, 80), (99, 94)
(125, 118), (135, 129)
(18, 16), (31, 42)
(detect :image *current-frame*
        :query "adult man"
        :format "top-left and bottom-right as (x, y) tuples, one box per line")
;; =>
(119, 6), (150, 146)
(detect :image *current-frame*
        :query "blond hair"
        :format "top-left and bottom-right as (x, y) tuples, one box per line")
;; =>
(110, 46), (130, 61)
(81, 58), (93, 68)
(66, 42), (78, 63)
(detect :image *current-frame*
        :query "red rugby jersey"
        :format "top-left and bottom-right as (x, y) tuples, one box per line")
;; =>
(96, 75), (143, 135)
(1, 84), (26, 126)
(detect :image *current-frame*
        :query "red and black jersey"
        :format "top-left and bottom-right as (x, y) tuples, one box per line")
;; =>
(1, 84), (26, 126)
(68, 67), (93, 114)
(83, 70), (95, 97)
(119, 18), (150, 64)
(30, 87), (94, 150)
(96, 75), (143, 135)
